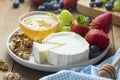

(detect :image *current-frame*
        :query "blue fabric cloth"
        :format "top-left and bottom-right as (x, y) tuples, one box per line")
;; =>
(40, 48), (120, 80)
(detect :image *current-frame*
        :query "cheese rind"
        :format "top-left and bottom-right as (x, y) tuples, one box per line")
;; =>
(43, 32), (90, 66)
(32, 42), (59, 63)
(48, 48), (89, 65)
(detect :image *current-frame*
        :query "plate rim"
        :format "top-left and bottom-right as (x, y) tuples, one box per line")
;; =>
(6, 28), (110, 72)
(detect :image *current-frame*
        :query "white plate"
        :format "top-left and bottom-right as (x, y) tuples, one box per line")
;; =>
(7, 28), (110, 72)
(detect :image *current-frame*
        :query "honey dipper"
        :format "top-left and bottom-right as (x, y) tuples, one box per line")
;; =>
(98, 56), (120, 79)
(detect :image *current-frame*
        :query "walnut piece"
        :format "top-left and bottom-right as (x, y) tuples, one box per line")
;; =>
(34, 38), (42, 43)
(0, 59), (8, 71)
(9, 31), (33, 59)
(3, 72), (20, 80)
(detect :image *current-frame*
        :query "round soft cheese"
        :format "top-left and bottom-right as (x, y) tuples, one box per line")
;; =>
(42, 32), (90, 66)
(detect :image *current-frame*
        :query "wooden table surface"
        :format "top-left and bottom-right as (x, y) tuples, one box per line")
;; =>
(0, 0), (120, 80)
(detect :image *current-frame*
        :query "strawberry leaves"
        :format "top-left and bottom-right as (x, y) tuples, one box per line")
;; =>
(76, 15), (90, 26)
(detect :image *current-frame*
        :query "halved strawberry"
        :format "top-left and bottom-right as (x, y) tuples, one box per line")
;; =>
(85, 29), (110, 50)
(90, 12), (112, 33)
(71, 15), (90, 37)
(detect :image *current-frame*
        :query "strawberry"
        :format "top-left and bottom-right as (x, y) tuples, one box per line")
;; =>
(90, 12), (112, 33)
(31, 0), (44, 5)
(71, 15), (90, 36)
(63, 0), (77, 9)
(85, 29), (110, 50)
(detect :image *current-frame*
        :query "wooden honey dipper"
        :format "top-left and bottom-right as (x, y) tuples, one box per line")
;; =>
(98, 56), (120, 79)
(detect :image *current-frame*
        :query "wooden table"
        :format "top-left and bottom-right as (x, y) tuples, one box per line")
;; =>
(0, 0), (120, 80)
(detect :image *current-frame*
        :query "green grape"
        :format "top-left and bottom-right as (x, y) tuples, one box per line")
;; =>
(113, 0), (120, 11)
(46, 13), (58, 20)
(46, 13), (53, 16)
(102, 0), (107, 4)
(56, 20), (65, 32)
(61, 26), (71, 32)
(59, 10), (73, 26)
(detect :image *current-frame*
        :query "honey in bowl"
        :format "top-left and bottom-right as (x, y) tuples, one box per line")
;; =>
(19, 11), (59, 40)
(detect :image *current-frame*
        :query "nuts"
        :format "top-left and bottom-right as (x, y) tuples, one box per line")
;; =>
(9, 31), (33, 59)
(0, 59), (8, 71)
(3, 72), (20, 80)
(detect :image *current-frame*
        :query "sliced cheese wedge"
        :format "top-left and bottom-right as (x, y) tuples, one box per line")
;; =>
(32, 42), (59, 63)
(43, 32), (90, 66)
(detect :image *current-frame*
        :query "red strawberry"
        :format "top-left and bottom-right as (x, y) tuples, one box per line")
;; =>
(63, 0), (77, 9)
(31, 0), (44, 5)
(90, 12), (112, 33)
(71, 15), (89, 36)
(85, 29), (110, 50)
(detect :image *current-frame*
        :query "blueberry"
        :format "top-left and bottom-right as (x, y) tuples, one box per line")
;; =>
(95, 0), (103, 7)
(46, 3), (54, 10)
(59, 0), (64, 8)
(90, 0), (95, 2)
(52, 0), (59, 2)
(108, 1), (114, 5)
(19, 0), (24, 3)
(56, 0), (60, 3)
(13, 0), (20, 8)
(50, 0), (57, 4)
(38, 5), (46, 11)
(53, 4), (60, 10)
(43, 2), (49, 7)
(89, 2), (95, 7)
(109, 0), (114, 3)
(46, 0), (51, 2)
(105, 2), (113, 11)
(89, 45), (99, 59)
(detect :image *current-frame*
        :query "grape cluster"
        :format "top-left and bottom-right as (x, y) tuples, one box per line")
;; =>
(56, 10), (73, 32)
(37, 0), (64, 11)
(89, 0), (120, 11)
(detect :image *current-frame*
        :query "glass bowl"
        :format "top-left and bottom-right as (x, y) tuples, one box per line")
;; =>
(19, 11), (59, 40)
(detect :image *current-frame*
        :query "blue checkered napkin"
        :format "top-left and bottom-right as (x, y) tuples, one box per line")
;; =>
(40, 48), (120, 80)
(40, 70), (111, 80)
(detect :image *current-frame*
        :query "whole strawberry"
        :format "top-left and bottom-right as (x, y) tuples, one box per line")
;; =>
(71, 15), (90, 36)
(85, 29), (110, 50)
(90, 12), (112, 33)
